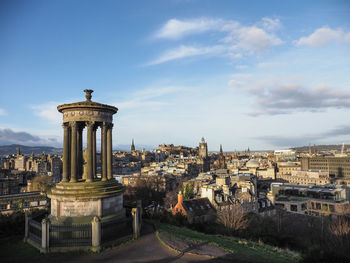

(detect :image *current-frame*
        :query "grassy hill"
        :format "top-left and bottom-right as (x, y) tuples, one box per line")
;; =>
(153, 221), (301, 263)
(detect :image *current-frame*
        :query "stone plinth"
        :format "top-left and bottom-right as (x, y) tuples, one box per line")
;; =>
(48, 180), (125, 223)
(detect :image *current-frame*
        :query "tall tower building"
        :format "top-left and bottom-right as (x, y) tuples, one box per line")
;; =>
(131, 138), (135, 152)
(218, 144), (226, 169)
(198, 137), (209, 172)
(199, 137), (208, 159)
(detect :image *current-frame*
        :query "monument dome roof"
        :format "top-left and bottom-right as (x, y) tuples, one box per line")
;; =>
(57, 89), (118, 114)
(246, 159), (260, 168)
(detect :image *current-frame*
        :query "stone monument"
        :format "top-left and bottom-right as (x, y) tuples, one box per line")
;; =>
(26, 90), (138, 252)
(48, 89), (124, 223)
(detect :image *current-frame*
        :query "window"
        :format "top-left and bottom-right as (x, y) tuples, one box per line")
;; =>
(290, 205), (298, 211)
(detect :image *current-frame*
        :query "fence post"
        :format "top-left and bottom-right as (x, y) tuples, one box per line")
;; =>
(24, 211), (29, 242)
(91, 216), (101, 251)
(132, 208), (140, 239)
(46, 218), (50, 251)
(137, 200), (142, 232)
(41, 218), (48, 252)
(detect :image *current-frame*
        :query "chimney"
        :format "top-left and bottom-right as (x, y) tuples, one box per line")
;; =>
(178, 191), (183, 204)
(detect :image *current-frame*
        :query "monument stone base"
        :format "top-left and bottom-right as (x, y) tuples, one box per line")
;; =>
(48, 180), (125, 223)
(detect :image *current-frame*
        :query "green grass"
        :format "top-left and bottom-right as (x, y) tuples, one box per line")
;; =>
(152, 220), (301, 263)
(1, 235), (133, 262)
(0, 236), (87, 263)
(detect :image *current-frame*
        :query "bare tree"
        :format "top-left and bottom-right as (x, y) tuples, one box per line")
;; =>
(218, 204), (250, 234)
(328, 215), (350, 253)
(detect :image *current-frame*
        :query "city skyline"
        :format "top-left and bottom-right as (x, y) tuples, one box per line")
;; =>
(1, 0), (350, 151)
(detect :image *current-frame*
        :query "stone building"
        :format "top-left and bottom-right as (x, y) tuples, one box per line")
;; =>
(172, 192), (216, 223)
(276, 161), (300, 177)
(267, 183), (350, 216)
(301, 156), (350, 178)
(14, 147), (27, 171)
(279, 170), (331, 185)
(0, 192), (47, 215)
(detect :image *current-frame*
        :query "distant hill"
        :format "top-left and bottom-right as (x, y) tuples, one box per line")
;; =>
(292, 144), (349, 153)
(0, 144), (62, 156)
(0, 144), (156, 156)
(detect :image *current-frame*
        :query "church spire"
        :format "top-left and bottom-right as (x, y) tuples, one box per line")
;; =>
(220, 144), (223, 154)
(131, 138), (135, 152)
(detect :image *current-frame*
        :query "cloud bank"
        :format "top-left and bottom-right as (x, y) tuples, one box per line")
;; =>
(148, 17), (283, 65)
(296, 26), (350, 47)
(0, 128), (59, 146)
(256, 124), (350, 148)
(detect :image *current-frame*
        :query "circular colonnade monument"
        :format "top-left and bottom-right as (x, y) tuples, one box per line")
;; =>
(48, 90), (125, 223)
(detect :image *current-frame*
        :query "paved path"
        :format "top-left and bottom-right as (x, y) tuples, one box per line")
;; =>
(66, 223), (225, 263)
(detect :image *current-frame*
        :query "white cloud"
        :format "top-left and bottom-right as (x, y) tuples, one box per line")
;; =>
(0, 127), (60, 147)
(260, 17), (281, 31)
(148, 17), (283, 65)
(223, 26), (283, 53)
(154, 18), (223, 40)
(114, 86), (185, 110)
(228, 79), (245, 88)
(296, 26), (350, 47)
(0, 108), (7, 116)
(230, 73), (252, 79)
(32, 102), (62, 125)
(146, 45), (226, 65)
(257, 61), (286, 68)
(235, 65), (248, 70)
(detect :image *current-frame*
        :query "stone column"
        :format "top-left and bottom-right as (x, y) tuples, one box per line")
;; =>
(86, 121), (94, 182)
(70, 122), (77, 183)
(91, 216), (101, 251)
(107, 123), (113, 180)
(101, 122), (107, 181)
(24, 211), (29, 242)
(62, 123), (70, 183)
(132, 208), (140, 239)
(41, 218), (48, 251)
(93, 125), (97, 179)
(77, 123), (83, 180)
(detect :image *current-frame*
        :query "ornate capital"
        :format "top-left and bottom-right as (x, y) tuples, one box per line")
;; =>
(69, 121), (78, 129)
(86, 121), (95, 129)
(105, 123), (113, 130)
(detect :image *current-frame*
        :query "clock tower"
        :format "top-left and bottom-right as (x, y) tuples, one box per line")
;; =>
(199, 137), (208, 159)
(198, 137), (209, 172)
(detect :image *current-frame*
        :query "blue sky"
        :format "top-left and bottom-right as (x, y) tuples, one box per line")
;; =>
(0, 0), (350, 151)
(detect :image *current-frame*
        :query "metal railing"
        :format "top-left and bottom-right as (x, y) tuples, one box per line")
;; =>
(28, 219), (42, 245)
(49, 223), (92, 247)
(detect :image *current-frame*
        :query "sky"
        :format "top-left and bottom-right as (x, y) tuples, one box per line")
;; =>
(0, 0), (350, 151)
